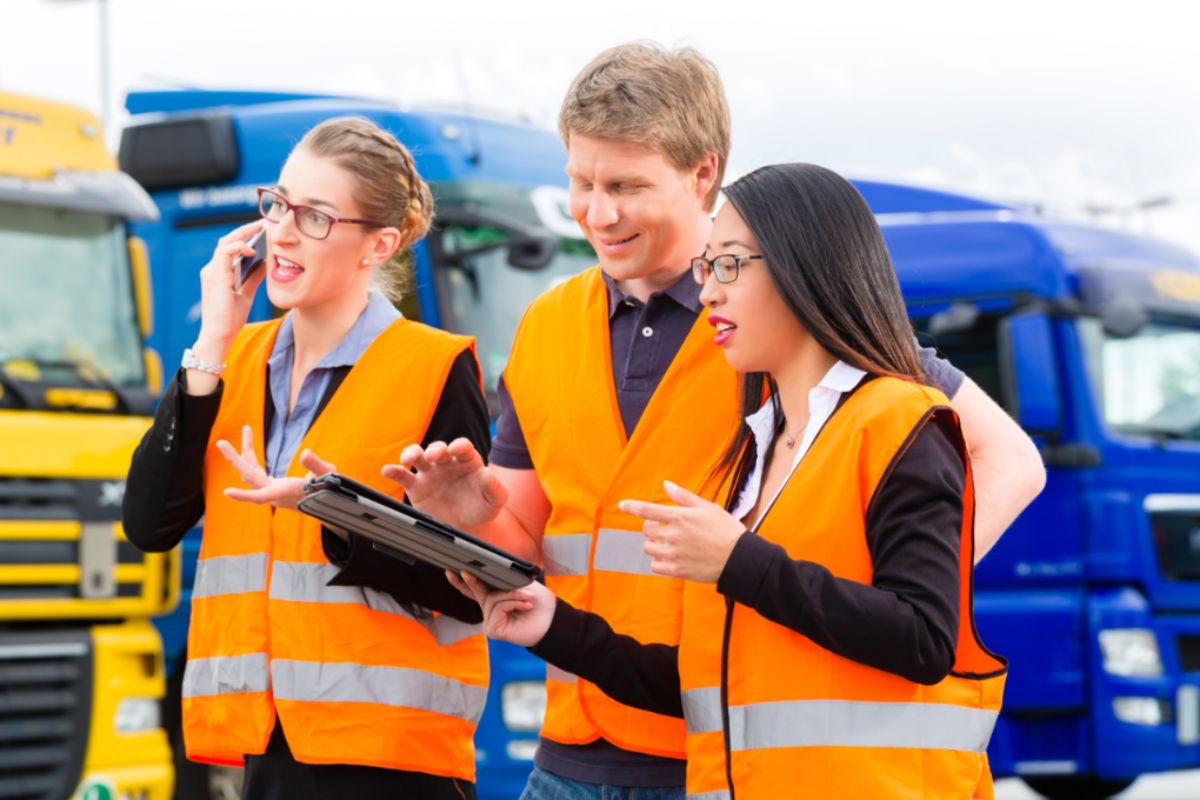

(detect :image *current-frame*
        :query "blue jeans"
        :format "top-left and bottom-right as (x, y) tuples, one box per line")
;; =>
(519, 766), (685, 800)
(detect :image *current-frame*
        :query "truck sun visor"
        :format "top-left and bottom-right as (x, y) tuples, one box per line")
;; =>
(0, 170), (159, 221)
(119, 113), (239, 191)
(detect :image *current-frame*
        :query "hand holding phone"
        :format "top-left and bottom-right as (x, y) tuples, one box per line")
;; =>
(233, 230), (268, 292)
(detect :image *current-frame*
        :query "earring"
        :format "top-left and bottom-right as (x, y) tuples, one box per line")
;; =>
(361, 259), (370, 265)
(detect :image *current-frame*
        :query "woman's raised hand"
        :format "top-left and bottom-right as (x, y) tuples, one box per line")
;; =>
(194, 220), (267, 360)
(619, 480), (747, 583)
(447, 571), (556, 647)
(216, 425), (337, 510)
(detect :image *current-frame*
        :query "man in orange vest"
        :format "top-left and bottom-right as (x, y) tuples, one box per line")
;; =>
(384, 42), (1046, 800)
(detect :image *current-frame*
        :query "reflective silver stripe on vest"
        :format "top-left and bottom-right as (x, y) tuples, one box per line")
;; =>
(682, 686), (724, 734)
(193, 553), (269, 599)
(271, 659), (488, 724)
(593, 528), (655, 576)
(432, 615), (487, 649)
(688, 792), (732, 800)
(546, 664), (577, 683)
(727, 700), (999, 753)
(542, 533), (592, 576)
(268, 561), (483, 647)
(182, 653), (270, 698)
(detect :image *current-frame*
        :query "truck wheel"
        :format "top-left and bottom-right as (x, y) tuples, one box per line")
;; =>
(1023, 776), (1137, 799)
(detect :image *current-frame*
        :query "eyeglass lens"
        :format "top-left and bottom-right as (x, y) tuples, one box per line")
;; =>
(259, 191), (334, 239)
(691, 255), (743, 284)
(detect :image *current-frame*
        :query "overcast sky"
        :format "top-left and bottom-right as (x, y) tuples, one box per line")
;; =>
(5, 0), (1198, 252)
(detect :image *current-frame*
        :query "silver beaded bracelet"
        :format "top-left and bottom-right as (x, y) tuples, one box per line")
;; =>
(181, 347), (226, 376)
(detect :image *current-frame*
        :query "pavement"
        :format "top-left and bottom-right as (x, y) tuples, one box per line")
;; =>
(995, 771), (1200, 799)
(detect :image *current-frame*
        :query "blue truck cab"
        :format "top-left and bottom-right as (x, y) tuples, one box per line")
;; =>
(120, 89), (1200, 799)
(866, 184), (1200, 798)
(119, 89), (592, 799)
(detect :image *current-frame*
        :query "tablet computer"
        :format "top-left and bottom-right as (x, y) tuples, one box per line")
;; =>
(298, 473), (540, 591)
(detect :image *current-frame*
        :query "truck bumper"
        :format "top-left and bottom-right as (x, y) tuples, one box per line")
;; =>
(72, 763), (173, 800)
(72, 621), (173, 799)
(1089, 588), (1200, 779)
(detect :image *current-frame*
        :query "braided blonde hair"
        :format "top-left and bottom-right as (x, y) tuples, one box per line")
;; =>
(296, 117), (435, 303)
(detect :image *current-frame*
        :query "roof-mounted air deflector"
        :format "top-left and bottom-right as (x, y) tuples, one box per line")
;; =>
(119, 113), (239, 191)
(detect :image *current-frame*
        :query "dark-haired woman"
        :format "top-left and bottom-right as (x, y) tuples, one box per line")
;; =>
(452, 163), (1009, 800)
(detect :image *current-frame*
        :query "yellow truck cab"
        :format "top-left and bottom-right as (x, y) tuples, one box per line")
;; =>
(0, 92), (173, 800)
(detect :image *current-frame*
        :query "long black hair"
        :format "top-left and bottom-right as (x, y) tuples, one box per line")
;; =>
(712, 163), (925, 498)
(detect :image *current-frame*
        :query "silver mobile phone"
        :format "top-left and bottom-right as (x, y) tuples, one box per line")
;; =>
(233, 230), (267, 292)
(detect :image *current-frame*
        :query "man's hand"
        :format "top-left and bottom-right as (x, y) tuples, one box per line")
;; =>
(382, 438), (509, 529)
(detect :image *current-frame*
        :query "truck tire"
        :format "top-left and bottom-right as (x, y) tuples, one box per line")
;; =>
(1023, 776), (1137, 799)
(166, 658), (245, 800)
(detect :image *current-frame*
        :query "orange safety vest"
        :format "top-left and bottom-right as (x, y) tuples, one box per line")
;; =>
(504, 266), (739, 758)
(181, 316), (489, 781)
(678, 377), (1007, 800)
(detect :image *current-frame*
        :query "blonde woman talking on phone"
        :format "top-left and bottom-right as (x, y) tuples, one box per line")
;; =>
(124, 117), (496, 799)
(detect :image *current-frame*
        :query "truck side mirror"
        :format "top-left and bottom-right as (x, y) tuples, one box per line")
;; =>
(435, 207), (559, 272)
(128, 236), (154, 339)
(507, 236), (558, 271)
(999, 310), (1062, 433)
(1100, 299), (1148, 339)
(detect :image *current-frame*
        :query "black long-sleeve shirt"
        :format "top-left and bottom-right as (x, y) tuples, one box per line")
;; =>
(123, 350), (489, 623)
(529, 414), (967, 715)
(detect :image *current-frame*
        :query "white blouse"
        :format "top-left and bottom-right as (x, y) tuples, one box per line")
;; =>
(729, 360), (868, 528)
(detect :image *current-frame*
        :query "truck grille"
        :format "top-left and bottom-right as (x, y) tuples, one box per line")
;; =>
(0, 479), (75, 520)
(0, 630), (91, 800)
(1148, 496), (1200, 582)
(0, 477), (149, 606)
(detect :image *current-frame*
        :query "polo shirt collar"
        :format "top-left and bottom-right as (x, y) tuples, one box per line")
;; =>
(601, 268), (703, 318)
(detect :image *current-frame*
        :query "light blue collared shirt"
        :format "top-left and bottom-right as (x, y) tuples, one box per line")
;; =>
(264, 291), (400, 478)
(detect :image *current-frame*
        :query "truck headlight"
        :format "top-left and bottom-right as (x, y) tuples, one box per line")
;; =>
(506, 739), (539, 761)
(501, 681), (546, 732)
(1112, 697), (1167, 726)
(1098, 628), (1163, 677)
(114, 697), (160, 733)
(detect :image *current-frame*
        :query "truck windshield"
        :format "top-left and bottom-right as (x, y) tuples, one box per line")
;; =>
(1079, 317), (1200, 441)
(0, 202), (145, 387)
(433, 188), (595, 408)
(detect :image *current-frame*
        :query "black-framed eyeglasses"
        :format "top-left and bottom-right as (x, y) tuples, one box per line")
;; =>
(257, 187), (387, 241)
(690, 253), (765, 285)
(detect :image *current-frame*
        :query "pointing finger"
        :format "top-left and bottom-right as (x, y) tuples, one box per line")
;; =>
(663, 480), (710, 508)
(618, 499), (677, 523)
